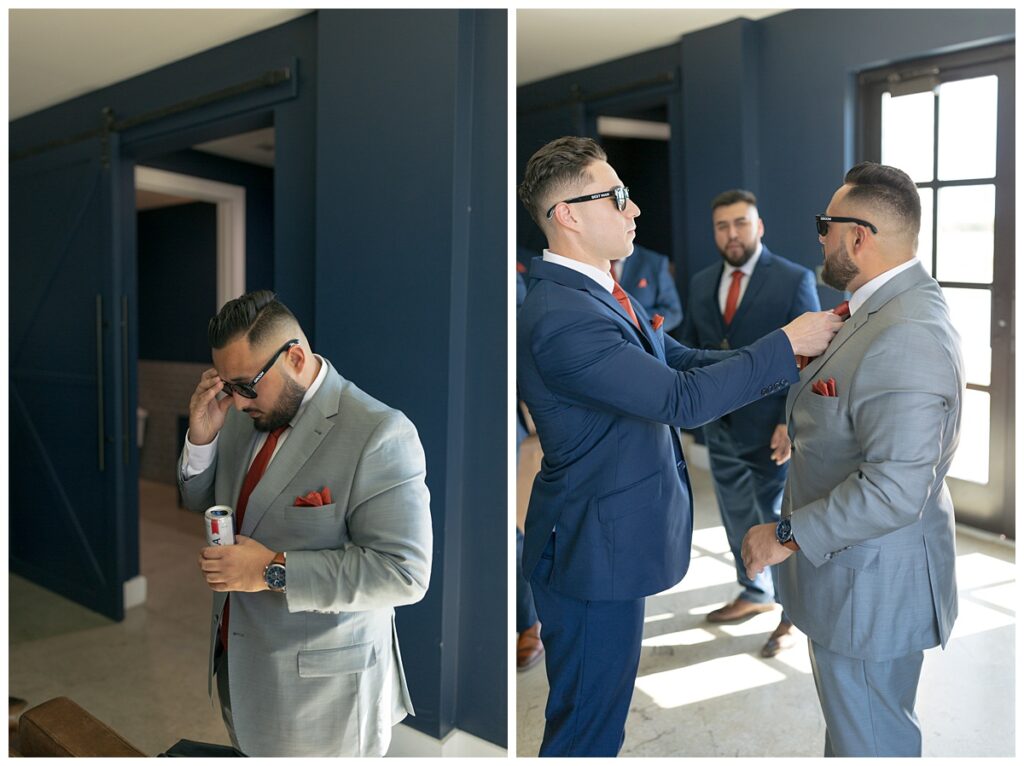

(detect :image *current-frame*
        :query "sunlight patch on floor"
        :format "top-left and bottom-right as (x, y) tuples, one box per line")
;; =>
(641, 627), (716, 648)
(635, 654), (787, 708)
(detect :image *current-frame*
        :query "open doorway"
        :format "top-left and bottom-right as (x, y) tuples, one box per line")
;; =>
(130, 126), (274, 609)
(593, 100), (684, 338)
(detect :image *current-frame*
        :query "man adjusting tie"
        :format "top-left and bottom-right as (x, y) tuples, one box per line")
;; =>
(517, 136), (842, 756)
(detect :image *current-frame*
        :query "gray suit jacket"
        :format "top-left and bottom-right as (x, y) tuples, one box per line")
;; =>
(777, 261), (962, 661)
(179, 359), (432, 756)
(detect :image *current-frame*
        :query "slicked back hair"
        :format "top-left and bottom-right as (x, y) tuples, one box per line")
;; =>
(711, 189), (758, 211)
(207, 290), (299, 350)
(518, 136), (608, 227)
(843, 162), (921, 239)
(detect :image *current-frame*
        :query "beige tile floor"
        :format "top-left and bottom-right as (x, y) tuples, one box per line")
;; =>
(516, 455), (1016, 757)
(9, 480), (231, 755)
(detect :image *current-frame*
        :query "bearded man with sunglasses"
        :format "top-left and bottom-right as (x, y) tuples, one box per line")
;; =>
(516, 136), (843, 757)
(179, 290), (432, 757)
(742, 163), (963, 756)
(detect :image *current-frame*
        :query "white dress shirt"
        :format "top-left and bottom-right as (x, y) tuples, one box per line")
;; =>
(181, 353), (328, 479)
(543, 249), (614, 294)
(848, 257), (919, 316)
(717, 243), (763, 314)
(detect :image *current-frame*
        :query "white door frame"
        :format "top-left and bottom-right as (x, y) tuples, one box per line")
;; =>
(134, 166), (246, 309)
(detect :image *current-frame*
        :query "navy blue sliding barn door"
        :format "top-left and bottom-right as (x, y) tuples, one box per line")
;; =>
(10, 134), (131, 621)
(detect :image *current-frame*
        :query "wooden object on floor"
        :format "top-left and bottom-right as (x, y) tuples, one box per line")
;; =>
(15, 697), (145, 757)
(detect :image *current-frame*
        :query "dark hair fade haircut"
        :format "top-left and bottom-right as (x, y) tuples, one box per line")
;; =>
(208, 290), (299, 350)
(518, 136), (608, 227)
(711, 189), (758, 211)
(843, 162), (921, 238)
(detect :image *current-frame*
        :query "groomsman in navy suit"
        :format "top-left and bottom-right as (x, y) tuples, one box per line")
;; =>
(516, 136), (842, 756)
(680, 189), (820, 657)
(612, 243), (683, 332)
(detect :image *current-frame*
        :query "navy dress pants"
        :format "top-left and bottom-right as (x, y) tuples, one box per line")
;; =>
(516, 528), (538, 632)
(706, 431), (787, 603)
(530, 536), (646, 756)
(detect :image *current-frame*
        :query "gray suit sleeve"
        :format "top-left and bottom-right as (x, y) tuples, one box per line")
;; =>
(791, 323), (958, 565)
(285, 413), (433, 612)
(178, 450), (217, 513)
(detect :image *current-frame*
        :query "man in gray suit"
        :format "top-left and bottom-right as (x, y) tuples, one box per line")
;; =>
(742, 163), (963, 756)
(179, 290), (432, 756)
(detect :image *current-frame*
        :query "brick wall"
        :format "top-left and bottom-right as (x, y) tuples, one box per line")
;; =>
(138, 360), (208, 485)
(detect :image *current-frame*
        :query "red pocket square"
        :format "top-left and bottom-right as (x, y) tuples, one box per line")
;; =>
(811, 378), (837, 397)
(638, 277), (649, 288)
(651, 314), (664, 331)
(294, 486), (333, 506)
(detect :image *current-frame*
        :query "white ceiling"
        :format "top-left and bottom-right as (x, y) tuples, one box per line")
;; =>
(8, 9), (311, 120)
(517, 9), (784, 86)
(8, 9), (789, 117)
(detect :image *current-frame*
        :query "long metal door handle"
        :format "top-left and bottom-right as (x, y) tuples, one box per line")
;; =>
(96, 294), (105, 471)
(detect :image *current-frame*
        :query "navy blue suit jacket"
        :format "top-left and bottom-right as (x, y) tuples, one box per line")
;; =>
(518, 257), (798, 601)
(680, 246), (819, 450)
(617, 244), (683, 332)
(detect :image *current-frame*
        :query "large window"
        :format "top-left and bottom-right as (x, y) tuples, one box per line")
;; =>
(859, 43), (1014, 537)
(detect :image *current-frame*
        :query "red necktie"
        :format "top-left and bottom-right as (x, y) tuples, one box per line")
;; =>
(796, 301), (851, 370)
(611, 278), (640, 329)
(723, 269), (744, 325)
(219, 424), (289, 650)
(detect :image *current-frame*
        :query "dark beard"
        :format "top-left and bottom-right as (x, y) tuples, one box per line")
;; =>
(822, 241), (859, 292)
(253, 375), (307, 432)
(719, 240), (756, 268)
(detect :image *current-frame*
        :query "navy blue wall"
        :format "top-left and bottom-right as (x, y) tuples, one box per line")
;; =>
(313, 9), (506, 745)
(11, 8), (506, 748)
(752, 9), (1013, 305)
(518, 9), (1013, 308)
(141, 149), (275, 296)
(137, 202), (217, 361)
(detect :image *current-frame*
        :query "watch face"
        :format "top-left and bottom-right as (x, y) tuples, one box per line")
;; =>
(777, 518), (792, 544)
(266, 564), (286, 590)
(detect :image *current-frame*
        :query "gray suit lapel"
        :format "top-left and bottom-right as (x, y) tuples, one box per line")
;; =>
(239, 361), (342, 536)
(786, 260), (931, 422)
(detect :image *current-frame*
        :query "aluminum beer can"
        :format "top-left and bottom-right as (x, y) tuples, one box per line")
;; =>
(205, 505), (236, 546)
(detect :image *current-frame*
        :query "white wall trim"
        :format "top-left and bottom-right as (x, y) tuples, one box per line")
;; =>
(135, 166), (246, 310)
(123, 575), (147, 610)
(386, 722), (506, 758)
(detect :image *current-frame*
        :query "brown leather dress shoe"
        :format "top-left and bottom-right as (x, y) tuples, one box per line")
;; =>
(760, 620), (796, 657)
(517, 622), (544, 672)
(706, 597), (775, 623)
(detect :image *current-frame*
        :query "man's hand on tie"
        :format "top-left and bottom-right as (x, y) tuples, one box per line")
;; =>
(781, 311), (844, 357)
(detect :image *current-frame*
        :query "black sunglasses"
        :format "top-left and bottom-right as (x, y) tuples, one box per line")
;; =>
(221, 339), (299, 399)
(546, 186), (630, 219)
(815, 214), (878, 237)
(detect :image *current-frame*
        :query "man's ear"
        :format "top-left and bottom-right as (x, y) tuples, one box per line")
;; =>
(285, 343), (307, 373)
(551, 202), (581, 233)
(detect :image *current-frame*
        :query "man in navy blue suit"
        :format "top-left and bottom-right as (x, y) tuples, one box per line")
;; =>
(516, 137), (841, 756)
(680, 189), (820, 658)
(612, 243), (683, 332)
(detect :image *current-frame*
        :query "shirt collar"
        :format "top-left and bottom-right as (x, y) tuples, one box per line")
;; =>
(848, 258), (918, 316)
(543, 249), (615, 294)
